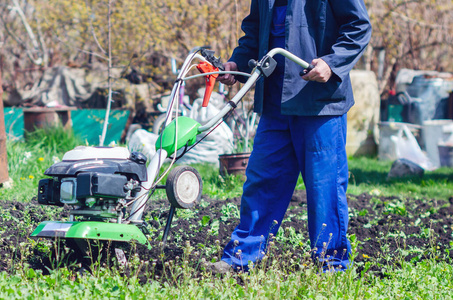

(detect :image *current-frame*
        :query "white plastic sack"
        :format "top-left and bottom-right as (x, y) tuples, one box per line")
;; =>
(127, 129), (159, 161)
(177, 97), (234, 165)
(390, 125), (435, 170)
(127, 96), (234, 165)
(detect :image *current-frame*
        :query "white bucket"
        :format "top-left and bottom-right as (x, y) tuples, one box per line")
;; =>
(422, 119), (453, 168)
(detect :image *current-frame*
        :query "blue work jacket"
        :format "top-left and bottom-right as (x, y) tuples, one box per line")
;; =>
(230, 0), (372, 116)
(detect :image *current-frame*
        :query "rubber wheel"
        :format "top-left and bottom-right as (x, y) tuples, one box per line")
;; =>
(166, 166), (202, 209)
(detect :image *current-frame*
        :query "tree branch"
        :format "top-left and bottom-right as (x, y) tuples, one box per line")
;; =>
(390, 11), (449, 30)
(84, 0), (107, 55)
(53, 34), (109, 61)
(9, 0), (44, 65)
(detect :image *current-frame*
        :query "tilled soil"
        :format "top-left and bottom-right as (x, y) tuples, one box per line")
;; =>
(0, 190), (452, 278)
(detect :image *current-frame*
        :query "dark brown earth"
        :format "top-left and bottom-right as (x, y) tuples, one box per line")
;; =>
(1, 190), (452, 279)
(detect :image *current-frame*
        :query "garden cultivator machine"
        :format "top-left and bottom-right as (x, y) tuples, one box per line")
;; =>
(30, 47), (313, 262)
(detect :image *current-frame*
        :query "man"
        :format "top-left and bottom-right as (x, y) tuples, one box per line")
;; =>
(211, 0), (372, 273)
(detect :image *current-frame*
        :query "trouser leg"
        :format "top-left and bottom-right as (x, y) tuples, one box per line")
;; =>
(222, 112), (351, 270)
(222, 113), (299, 268)
(290, 114), (351, 269)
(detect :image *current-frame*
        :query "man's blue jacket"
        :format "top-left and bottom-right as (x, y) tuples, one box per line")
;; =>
(230, 0), (372, 116)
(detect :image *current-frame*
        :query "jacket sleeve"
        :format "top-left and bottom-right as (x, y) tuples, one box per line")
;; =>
(229, 0), (260, 79)
(320, 0), (372, 82)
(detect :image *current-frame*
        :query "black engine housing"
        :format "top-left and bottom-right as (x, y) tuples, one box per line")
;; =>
(38, 152), (147, 207)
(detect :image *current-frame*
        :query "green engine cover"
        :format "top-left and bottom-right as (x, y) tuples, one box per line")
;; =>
(155, 116), (201, 155)
(31, 221), (150, 249)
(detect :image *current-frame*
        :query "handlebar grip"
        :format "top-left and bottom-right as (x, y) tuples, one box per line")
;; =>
(299, 64), (315, 76)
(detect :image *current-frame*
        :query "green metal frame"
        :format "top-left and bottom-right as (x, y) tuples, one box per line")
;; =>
(155, 116), (201, 155)
(31, 221), (150, 249)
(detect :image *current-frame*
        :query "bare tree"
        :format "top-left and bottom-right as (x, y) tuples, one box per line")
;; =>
(364, 0), (452, 94)
(1, 0), (450, 106)
(0, 68), (9, 184)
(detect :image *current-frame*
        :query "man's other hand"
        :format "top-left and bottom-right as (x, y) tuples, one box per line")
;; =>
(301, 58), (332, 83)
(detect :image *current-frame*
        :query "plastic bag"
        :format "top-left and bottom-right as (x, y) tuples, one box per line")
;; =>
(127, 129), (159, 161)
(178, 97), (234, 165)
(390, 125), (435, 170)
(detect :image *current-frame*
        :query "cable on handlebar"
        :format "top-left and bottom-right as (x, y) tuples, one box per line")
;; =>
(168, 143), (190, 161)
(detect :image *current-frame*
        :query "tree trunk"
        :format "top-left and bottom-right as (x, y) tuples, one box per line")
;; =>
(0, 68), (9, 183)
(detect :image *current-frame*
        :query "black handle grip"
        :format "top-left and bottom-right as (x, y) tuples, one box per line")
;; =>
(299, 64), (315, 76)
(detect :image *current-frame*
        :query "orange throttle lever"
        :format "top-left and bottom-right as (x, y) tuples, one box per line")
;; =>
(196, 61), (219, 107)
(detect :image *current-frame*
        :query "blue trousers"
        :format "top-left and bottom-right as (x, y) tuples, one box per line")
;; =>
(221, 111), (351, 270)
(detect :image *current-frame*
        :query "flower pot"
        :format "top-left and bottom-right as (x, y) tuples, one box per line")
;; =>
(218, 152), (251, 177)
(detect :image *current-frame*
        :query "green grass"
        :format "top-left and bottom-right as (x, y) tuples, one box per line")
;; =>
(3, 127), (452, 202)
(1, 126), (84, 202)
(348, 156), (453, 200)
(0, 255), (452, 299)
(2, 127), (453, 298)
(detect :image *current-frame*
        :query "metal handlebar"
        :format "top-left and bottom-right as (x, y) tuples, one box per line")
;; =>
(197, 48), (311, 132)
(130, 48), (310, 222)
